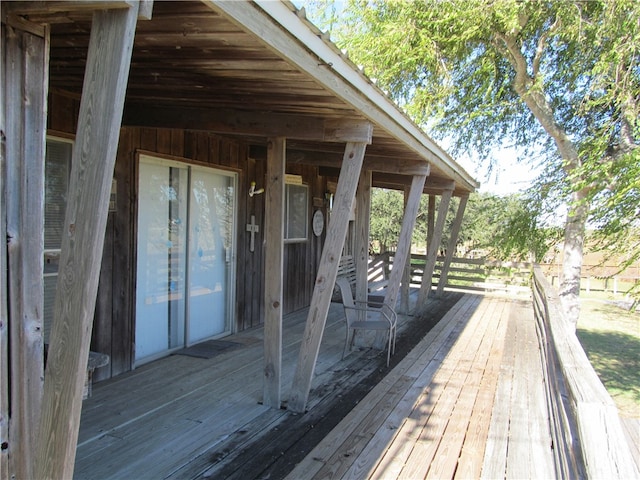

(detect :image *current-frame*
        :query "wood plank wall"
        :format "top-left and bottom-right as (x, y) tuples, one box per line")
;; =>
(47, 93), (328, 381)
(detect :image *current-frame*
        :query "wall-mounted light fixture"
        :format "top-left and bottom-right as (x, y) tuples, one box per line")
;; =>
(324, 191), (333, 209)
(249, 181), (264, 197)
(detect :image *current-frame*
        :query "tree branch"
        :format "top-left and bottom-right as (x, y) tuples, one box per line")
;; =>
(495, 30), (581, 172)
(533, 15), (560, 78)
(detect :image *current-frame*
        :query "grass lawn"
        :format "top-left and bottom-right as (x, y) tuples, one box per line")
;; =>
(576, 295), (640, 419)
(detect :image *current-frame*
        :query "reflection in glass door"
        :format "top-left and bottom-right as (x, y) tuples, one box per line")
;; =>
(135, 156), (236, 364)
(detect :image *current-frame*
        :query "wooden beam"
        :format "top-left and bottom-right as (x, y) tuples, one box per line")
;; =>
(289, 149), (431, 176)
(4, 22), (49, 480)
(399, 186), (411, 314)
(288, 142), (367, 413)
(263, 137), (285, 409)
(436, 194), (469, 296)
(427, 194), (436, 249)
(355, 170), (371, 305)
(324, 118), (373, 144)
(5, 1), (153, 20)
(123, 104), (372, 144)
(208, 0), (479, 193)
(35, 5), (140, 479)
(417, 186), (453, 306)
(385, 174), (427, 312)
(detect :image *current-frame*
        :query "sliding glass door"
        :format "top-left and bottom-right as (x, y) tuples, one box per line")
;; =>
(135, 156), (236, 364)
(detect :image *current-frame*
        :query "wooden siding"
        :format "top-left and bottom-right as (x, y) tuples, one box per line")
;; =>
(47, 93), (329, 381)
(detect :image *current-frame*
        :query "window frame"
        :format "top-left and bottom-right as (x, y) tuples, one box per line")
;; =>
(284, 182), (309, 243)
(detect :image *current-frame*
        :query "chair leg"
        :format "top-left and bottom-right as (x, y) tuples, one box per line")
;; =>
(343, 328), (353, 359)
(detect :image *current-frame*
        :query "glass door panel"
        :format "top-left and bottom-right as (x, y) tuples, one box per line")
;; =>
(135, 159), (188, 362)
(188, 167), (235, 343)
(136, 156), (236, 364)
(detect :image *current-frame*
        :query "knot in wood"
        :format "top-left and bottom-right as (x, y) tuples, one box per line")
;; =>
(272, 301), (280, 309)
(264, 364), (276, 379)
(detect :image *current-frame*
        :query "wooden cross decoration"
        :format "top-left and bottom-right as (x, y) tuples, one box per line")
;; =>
(246, 215), (260, 252)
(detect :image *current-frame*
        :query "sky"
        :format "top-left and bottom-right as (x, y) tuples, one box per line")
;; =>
(293, 1), (539, 198)
(457, 147), (540, 197)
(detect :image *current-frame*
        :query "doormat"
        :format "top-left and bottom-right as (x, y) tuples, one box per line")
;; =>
(172, 340), (242, 359)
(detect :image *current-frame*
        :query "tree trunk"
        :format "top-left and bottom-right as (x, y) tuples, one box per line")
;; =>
(559, 188), (589, 328)
(500, 31), (587, 327)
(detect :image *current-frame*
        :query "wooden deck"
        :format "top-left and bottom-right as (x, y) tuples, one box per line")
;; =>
(74, 292), (554, 479)
(287, 293), (556, 479)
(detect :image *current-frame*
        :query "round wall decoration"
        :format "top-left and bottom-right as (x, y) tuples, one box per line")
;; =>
(312, 209), (324, 236)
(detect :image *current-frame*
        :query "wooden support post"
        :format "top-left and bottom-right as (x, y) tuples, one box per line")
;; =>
(427, 194), (435, 248)
(399, 185), (411, 314)
(385, 174), (427, 313)
(417, 185), (453, 306)
(288, 142), (367, 413)
(263, 137), (285, 409)
(3, 21), (49, 480)
(35, 5), (140, 479)
(436, 194), (468, 296)
(354, 169), (371, 305)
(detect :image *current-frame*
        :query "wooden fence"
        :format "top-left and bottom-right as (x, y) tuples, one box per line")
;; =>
(370, 253), (531, 294)
(532, 265), (638, 478)
(371, 253), (639, 298)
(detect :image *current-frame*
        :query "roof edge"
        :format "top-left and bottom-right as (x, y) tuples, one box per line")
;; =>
(207, 0), (479, 192)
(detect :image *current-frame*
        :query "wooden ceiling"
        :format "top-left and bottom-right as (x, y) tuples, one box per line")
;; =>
(7, 0), (478, 195)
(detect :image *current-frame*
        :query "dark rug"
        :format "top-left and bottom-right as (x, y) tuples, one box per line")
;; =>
(172, 339), (242, 359)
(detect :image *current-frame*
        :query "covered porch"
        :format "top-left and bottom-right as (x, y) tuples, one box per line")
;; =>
(73, 290), (551, 479)
(73, 289), (447, 479)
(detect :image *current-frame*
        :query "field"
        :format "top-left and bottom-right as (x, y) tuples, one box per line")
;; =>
(576, 295), (640, 419)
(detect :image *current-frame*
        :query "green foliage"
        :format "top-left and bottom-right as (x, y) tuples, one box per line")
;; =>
(307, 0), (639, 304)
(369, 189), (405, 252)
(367, 188), (558, 262)
(461, 192), (561, 262)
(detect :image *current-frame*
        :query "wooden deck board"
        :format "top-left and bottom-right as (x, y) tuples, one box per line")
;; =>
(287, 294), (556, 480)
(74, 292), (556, 480)
(399, 294), (496, 479)
(454, 298), (508, 479)
(288, 294), (481, 480)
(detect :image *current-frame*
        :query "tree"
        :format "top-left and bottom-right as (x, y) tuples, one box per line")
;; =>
(370, 188), (405, 252)
(309, 0), (639, 325)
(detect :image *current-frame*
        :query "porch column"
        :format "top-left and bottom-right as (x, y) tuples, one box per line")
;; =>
(354, 169), (371, 304)
(263, 137), (285, 408)
(35, 5), (141, 479)
(288, 141), (367, 413)
(417, 184), (454, 306)
(3, 19), (49, 480)
(384, 173), (428, 319)
(399, 185), (411, 314)
(427, 194), (436, 248)
(436, 194), (469, 296)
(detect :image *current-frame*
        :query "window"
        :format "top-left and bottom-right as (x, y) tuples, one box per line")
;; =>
(44, 137), (73, 343)
(285, 183), (308, 241)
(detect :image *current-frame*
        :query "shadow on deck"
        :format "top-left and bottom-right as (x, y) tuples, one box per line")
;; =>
(77, 289), (587, 479)
(75, 290), (464, 479)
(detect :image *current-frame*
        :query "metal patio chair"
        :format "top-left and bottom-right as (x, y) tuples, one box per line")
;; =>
(335, 276), (397, 367)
